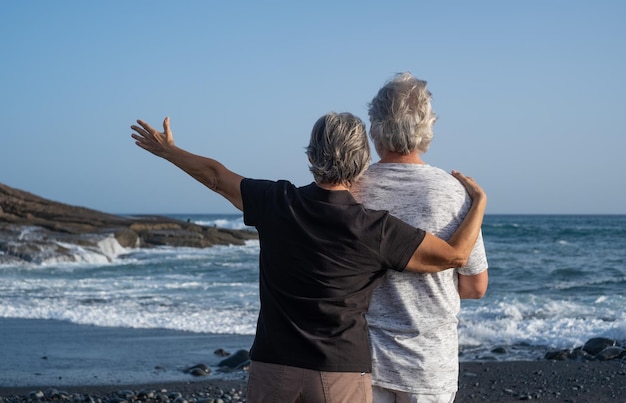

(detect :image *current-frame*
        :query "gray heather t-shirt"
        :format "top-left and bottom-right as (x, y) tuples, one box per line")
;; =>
(352, 163), (488, 394)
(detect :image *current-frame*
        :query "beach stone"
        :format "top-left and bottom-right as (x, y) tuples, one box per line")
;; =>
(214, 348), (231, 357)
(218, 349), (250, 369)
(156, 393), (170, 402)
(594, 346), (626, 361)
(545, 349), (570, 360)
(569, 346), (592, 360)
(544, 350), (562, 360)
(545, 346), (599, 361)
(137, 390), (157, 399)
(583, 337), (617, 355)
(115, 390), (136, 399)
(491, 346), (507, 354)
(186, 363), (212, 376)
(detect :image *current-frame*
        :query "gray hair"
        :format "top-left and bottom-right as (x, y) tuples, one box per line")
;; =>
(368, 72), (437, 155)
(306, 112), (370, 187)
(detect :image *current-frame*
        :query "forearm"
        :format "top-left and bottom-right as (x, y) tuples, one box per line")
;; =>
(405, 196), (486, 273)
(446, 195), (487, 264)
(163, 146), (244, 211)
(405, 171), (487, 273)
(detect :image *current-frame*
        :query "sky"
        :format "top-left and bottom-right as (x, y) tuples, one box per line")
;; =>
(1, 1), (625, 215)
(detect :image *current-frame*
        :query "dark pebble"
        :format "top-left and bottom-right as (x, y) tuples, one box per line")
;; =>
(0, 382), (247, 403)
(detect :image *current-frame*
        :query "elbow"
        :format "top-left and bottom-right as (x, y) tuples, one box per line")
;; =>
(461, 289), (487, 299)
(450, 255), (469, 269)
(429, 254), (467, 273)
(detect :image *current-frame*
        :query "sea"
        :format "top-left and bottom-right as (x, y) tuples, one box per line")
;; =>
(1, 214), (625, 374)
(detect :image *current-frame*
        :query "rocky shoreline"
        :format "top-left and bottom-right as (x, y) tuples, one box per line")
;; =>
(0, 379), (249, 403)
(0, 182), (257, 264)
(1, 360), (625, 402)
(2, 336), (623, 402)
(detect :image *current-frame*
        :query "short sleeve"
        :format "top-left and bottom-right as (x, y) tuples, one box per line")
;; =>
(240, 178), (274, 227)
(379, 214), (426, 272)
(458, 230), (488, 275)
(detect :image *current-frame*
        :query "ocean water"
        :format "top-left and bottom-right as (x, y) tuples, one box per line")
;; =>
(1, 214), (625, 362)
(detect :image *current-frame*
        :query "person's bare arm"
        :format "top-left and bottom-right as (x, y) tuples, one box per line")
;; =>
(131, 117), (245, 211)
(405, 171), (487, 273)
(458, 270), (488, 299)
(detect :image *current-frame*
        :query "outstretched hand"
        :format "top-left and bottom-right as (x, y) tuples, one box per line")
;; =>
(451, 170), (486, 203)
(131, 117), (175, 158)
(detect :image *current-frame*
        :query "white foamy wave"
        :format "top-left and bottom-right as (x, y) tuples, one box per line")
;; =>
(0, 297), (258, 335)
(17, 226), (40, 240)
(193, 216), (251, 230)
(1, 234), (130, 269)
(459, 295), (626, 355)
(595, 295), (608, 303)
(40, 238), (127, 266)
(120, 240), (259, 265)
(97, 236), (128, 259)
(0, 239), (261, 334)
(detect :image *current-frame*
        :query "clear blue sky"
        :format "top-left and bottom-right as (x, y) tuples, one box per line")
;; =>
(2, 1), (625, 214)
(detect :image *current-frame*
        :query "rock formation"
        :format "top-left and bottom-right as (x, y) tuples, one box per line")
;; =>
(0, 182), (257, 264)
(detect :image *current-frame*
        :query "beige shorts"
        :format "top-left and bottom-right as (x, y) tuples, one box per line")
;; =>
(246, 360), (373, 403)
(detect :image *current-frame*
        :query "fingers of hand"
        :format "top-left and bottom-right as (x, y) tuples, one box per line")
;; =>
(451, 170), (465, 180)
(136, 120), (162, 137)
(452, 171), (474, 183)
(131, 121), (164, 144)
(130, 125), (148, 138)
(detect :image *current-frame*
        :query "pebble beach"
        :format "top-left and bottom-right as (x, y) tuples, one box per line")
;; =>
(1, 319), (625, 402)
(1, 360), (625, 402)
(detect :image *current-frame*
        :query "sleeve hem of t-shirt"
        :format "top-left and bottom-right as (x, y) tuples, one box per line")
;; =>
(240, 178), (253, 226)
(395, 230), (426, 272)
(458, 265), (489, 276)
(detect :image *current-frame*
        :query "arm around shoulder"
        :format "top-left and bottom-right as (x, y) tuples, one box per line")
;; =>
(405, 171), (487, 273)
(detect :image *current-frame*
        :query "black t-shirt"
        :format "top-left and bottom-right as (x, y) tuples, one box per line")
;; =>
(241, 179), (425, 372)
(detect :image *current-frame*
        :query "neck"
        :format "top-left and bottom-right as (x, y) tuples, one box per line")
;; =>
(378, 150), (425, 164)
(316, 182), (349, 191)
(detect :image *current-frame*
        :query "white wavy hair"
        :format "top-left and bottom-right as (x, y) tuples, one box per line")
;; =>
(368, 72), (437, 155)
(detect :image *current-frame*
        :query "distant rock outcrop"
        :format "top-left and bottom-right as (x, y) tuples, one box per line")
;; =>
(0, 182), (257, 264)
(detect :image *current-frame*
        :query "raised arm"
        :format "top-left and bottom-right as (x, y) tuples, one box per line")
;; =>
(405, 171), (487, 273)
(131, 117), (245, 211)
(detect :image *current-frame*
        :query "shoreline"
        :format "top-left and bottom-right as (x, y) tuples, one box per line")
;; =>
(1, 361), (625, 402)
(2, 318), (625, 401)
(0, 318), (255, 388)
